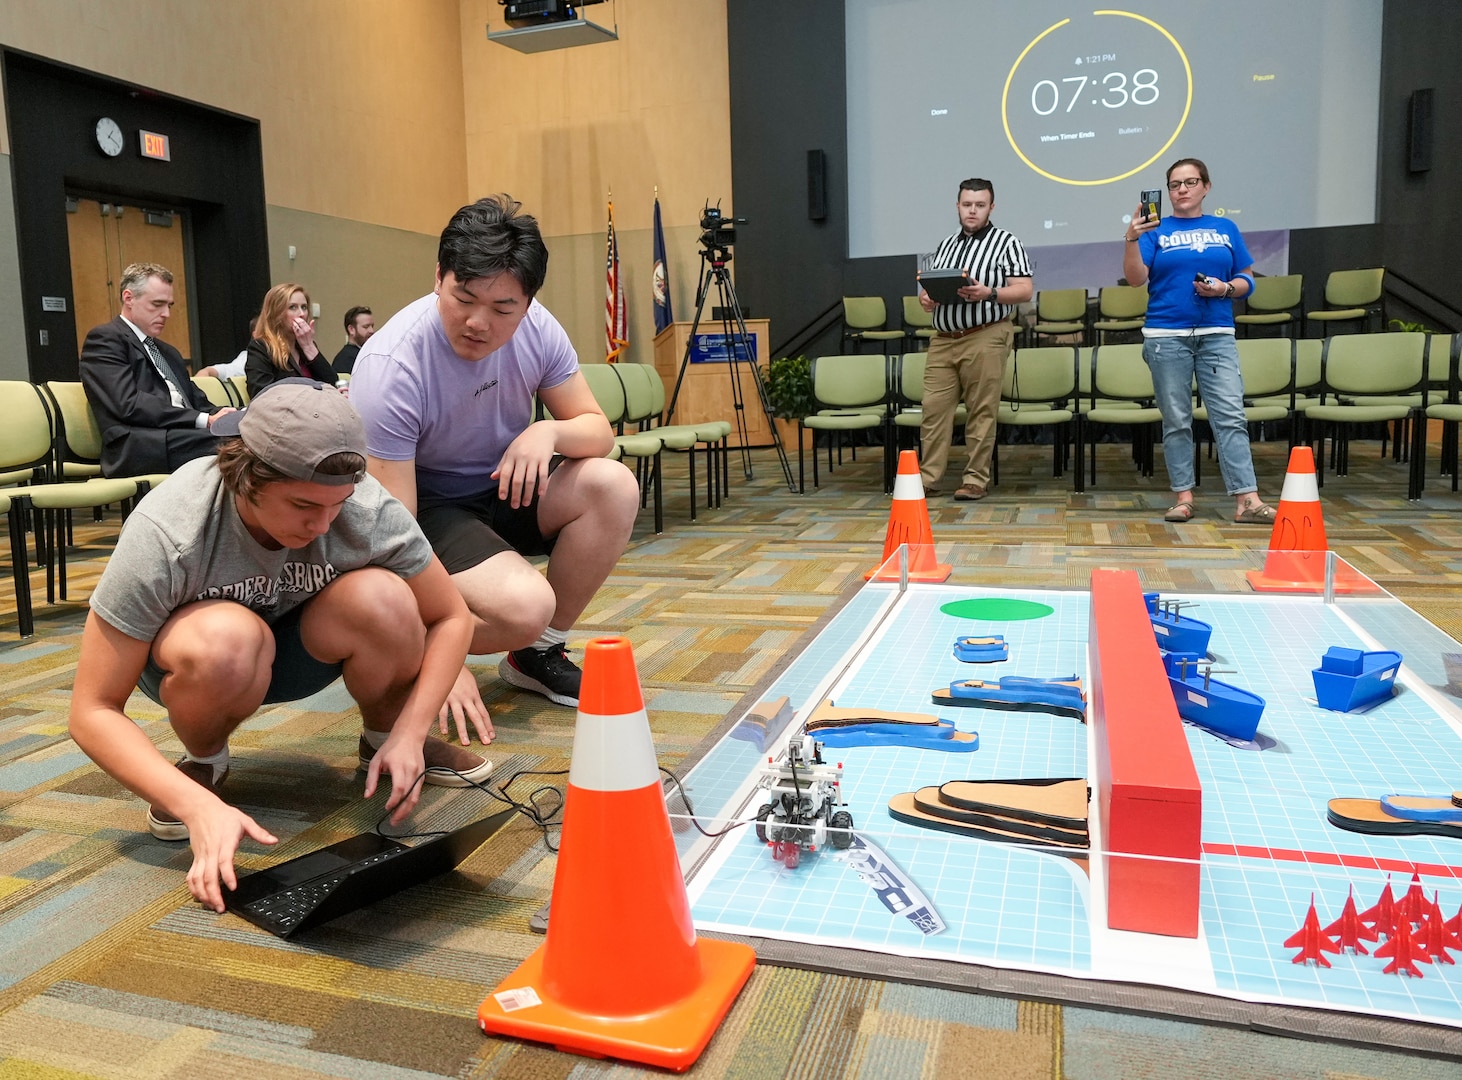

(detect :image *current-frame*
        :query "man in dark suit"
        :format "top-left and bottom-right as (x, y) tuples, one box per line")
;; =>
(80, 262), (236, 477)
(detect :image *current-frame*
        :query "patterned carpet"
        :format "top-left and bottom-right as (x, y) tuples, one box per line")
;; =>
(0, 433), (1459, 1078)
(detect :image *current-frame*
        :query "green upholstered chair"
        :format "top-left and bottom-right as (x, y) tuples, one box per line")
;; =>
(1026, 289), (1089, 347)
(1420, 334), (1461, 494)
(190, 375), (234, 409)
(996, 346), (1080, 487)
(1091, 285), (1147, 343)
(1304, 268), (1386, 336)
(1234, 274), (1303, 338)
(901, 296), (936, 352)
(798, 354), (891, 492)
(841, 297), (904, 354)
(613, 362), (726, 523)
(575, 363), (669, 534)
(0, 381), (140, 636)
(1084, 344), (1164, 486)
(1304, 332), (1427, 498)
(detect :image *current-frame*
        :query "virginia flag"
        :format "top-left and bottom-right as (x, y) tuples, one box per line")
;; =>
(605, 198), (628, 362)
(652, 195), (674, 334)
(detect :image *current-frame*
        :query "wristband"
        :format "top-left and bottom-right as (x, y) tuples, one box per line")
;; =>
(1125, 235), (1139, 242)
(1223, 282), (1235, 299)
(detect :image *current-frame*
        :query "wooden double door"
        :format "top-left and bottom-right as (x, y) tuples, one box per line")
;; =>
(66, 197), (195, 364)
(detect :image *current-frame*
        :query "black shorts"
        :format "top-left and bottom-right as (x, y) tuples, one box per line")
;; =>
(417, 474), (559, 575)
(137, 603), (344, 708)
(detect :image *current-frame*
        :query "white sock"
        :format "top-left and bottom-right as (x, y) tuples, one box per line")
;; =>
(361, 728), (391, 750)
(183, 745), (229, 783)
(530, 627), (568, 652)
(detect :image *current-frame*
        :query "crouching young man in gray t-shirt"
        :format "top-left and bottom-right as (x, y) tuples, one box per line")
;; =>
(69, 380), (493, 913)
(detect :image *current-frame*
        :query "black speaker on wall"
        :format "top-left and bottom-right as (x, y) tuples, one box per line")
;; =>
(1408, 88), (1434, 173)
(807, 149), (827, 220)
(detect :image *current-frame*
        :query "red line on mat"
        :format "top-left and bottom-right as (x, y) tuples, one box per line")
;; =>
(1202, 842), (1462, 880)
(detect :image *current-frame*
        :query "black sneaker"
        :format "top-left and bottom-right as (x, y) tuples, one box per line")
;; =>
(147, 758), (229, 841)
(499, 643), (582, 707)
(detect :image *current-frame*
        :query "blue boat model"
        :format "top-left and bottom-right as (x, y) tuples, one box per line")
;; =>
(1162, 651), (1266, 744)
(1311, 647), (1403, 713)
(931, 675), (1086, 720)
(1144, 591), (1213, 656)
(952, 635), (1008, 663)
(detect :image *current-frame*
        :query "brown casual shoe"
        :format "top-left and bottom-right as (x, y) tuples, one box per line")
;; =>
(924, 486), (941, 498)
(953, 485), (987, 501)
(147, 758), (230, 842)
(357, 734), (493, 787)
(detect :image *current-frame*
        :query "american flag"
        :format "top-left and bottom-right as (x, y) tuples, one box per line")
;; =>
(605, 198), (628, 362)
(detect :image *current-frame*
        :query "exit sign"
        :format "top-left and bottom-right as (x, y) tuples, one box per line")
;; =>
(139, 130), (171, 161)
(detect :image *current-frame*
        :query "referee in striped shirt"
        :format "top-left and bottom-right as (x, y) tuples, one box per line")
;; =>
(917, 178), (1033, 500)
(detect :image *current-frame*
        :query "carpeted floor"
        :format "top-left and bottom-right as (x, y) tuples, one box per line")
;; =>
(0, 434), (1459, 1079)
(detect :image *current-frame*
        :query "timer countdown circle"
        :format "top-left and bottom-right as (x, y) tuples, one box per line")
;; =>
(1002, 10), (1193, 186)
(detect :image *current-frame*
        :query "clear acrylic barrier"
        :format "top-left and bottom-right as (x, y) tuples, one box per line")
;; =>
(669, 544), (1462, 1029)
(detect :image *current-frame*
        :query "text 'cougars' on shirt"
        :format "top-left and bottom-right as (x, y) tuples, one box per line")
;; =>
(1157, 229), (1235, 253)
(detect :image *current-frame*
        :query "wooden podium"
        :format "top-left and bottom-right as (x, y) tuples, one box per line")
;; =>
(652, 319), (772, 448)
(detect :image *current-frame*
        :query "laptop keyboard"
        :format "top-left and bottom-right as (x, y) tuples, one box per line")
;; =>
(242, 845), (407, 930)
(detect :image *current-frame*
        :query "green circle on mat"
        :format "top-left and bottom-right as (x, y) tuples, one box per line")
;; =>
(940, 598), (1054, 622)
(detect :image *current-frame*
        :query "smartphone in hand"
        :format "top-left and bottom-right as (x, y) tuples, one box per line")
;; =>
(1140, 189), (1162, 223)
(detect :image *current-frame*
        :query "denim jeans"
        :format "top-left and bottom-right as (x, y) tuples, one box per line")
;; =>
(1143, 333), (1257, 495)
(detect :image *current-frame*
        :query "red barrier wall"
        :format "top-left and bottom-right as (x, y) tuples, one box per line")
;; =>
(1089, 569), (1203, 937)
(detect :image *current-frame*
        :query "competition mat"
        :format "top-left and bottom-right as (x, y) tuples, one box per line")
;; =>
(673, 548), (1462, 1037)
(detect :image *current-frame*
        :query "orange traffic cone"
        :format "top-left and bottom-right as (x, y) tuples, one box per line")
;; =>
(1246, 446), (1371, 594)
(865, 450), (952, 582)
(478, 637), (754, 1071)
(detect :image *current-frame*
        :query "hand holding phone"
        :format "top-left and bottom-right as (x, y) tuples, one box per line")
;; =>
(1140, 189), (1162, 223)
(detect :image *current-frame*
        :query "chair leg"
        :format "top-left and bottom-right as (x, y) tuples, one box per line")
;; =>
(1074, 417), (1086, 493)
(8, 508), (33, 638)
(56, 509), (71, 603)
(44, 509), (57, 606)
(651, 456), (663, 534)
(687, 448), (697, 522)
(797, 424), (806, 494)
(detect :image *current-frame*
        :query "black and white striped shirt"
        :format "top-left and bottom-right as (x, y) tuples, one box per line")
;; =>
(928, 223), (1033, 333)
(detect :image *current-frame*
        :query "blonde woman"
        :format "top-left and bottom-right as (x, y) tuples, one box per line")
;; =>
(244, 283), (340, 400)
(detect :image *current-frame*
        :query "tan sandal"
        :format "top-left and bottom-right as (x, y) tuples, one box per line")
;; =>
(1163, 502), (1195, 523)
(1234, 502), (1277, 524)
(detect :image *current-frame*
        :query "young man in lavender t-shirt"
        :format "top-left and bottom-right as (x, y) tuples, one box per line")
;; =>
(350, 196), (639, 725)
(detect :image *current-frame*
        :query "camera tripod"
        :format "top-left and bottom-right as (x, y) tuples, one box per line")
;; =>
(666, 247), (796, 492)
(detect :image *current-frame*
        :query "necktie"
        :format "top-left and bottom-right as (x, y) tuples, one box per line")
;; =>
(143, 337), (186, 409)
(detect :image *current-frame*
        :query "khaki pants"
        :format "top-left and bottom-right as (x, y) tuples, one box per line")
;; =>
(918, 321), (1015, 490)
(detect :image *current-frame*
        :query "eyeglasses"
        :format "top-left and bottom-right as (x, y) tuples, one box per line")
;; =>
(1166, 178), (1204, 191)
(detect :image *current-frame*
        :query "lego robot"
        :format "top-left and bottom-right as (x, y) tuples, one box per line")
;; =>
(753, 733), (853, 868)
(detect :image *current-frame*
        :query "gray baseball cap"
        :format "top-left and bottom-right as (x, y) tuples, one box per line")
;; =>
(212, 378), (366, 485)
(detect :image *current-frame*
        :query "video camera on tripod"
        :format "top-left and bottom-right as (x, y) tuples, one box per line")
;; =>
(665, 199), (795, 492)
(699, 202), (746, 258)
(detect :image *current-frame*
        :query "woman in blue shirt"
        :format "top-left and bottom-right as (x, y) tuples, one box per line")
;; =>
(1123, 158), (1275, 524)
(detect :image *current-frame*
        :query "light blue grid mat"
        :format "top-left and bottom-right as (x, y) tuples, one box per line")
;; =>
(683, 583), (1462, 1028)
(689, 586), (1092, 976)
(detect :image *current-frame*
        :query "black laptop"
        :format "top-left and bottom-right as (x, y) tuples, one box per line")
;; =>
(223, 806), (516, 938)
